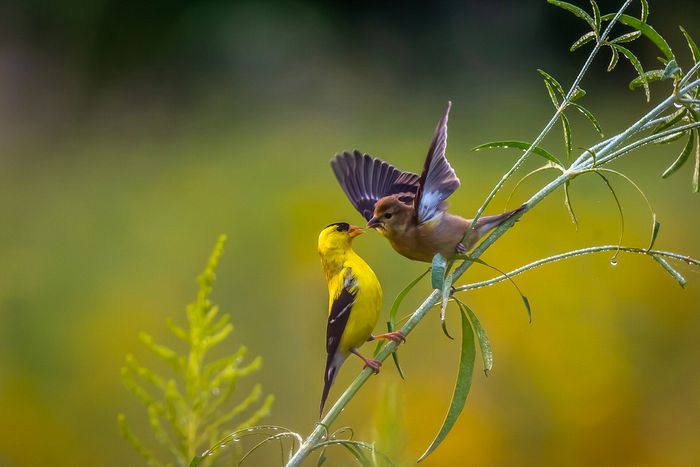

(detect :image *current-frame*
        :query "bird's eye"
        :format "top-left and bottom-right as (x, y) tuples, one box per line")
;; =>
(384, 213), (392, 219)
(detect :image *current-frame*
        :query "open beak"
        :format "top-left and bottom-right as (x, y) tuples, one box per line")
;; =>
(367, 216), (382, 229)
(348, 225), (365, 237)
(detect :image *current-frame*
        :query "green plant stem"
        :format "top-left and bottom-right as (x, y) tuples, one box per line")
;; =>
(285, 5), (700, 464)
(465, 0), (633, 233)
(454, 245), (700, 292)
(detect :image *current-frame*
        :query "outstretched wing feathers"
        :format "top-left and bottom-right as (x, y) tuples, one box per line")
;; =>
(331, 150), (420, 221)
(415, 101), (461, 224)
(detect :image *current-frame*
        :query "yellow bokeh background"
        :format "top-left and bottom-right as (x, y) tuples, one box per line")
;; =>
(1, 1), (699, 465)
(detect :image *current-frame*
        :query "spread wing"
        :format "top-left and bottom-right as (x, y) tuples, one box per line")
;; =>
(414, 101), (461, 224)
(331, 150), (421, 221)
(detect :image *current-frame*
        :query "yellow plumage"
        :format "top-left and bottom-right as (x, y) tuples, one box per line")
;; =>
(317, 222), (386, 416)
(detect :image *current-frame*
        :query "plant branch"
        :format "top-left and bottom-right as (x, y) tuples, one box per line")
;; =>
(454, 245), (700, 292)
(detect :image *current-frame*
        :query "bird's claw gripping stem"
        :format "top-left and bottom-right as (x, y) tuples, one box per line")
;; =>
(351, 348), (382, 374)
(455, 242), (467, 254)
(372, 330), (406, 343)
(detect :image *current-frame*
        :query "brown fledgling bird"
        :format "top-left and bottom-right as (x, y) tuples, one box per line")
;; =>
(331, 101), (524, 262)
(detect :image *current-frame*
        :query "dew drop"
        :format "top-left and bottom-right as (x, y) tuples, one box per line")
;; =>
(610, 258), (618, 266)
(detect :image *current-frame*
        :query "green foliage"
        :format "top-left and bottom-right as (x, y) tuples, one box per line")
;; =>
(118, 235), (274, 467)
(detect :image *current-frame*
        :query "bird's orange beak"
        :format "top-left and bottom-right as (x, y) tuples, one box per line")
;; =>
(348, 225), (365, 237)
(367, 216), (382, 229)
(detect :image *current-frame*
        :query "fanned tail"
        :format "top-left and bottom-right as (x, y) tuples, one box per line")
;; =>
(474, 204), (526, 237)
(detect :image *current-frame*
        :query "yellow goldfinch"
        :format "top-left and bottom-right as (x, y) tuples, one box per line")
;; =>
(318, 222), (405, 416)
(331, 101), (524, 262)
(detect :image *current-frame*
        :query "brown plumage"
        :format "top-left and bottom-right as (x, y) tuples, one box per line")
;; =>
(331, 101), (524, 262)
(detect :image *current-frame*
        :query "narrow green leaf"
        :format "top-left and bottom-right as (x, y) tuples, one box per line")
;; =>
(564, 180), (579, 230)
(653, 108), (687, 134)
(661, 59), (681, 80)
(440, 275), (454, 340)
(601, 14), (674, 60)
(654, 130), (687, 145)
(693, 130), (700, 192)
(473, 140), (564, 168)
(610, 30), (642, 44)
(548, 0), (596, 31)
(679, 26), (700, 66)
(455, 255), (532, 322)
(607, 45), (619, 72)
(537, 69), (565, 99)
(629, 69), (664, 91)
(561, 113), (572, 160)
(647, 214), (661, 251)
(506, 164), (561, 210)
(590, 0), (600, 34)
(543, 80), (560, 108)
(571, 31), (596, 51)
(570, 86), (586, 101)
(614, 44), (650, 101)
(431, 254), (447, 290)
(662, 131), (695, 178)
(570, 103), (604, 136)
(455, 299), (493, 376)
(417, 308), (475, 462)
(653, 256), (687, 288)
(640, 0), (649, 23)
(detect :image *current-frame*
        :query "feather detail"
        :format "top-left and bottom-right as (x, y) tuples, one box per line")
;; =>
(415, 101), (461, 224)
(331, 150), (420, 221)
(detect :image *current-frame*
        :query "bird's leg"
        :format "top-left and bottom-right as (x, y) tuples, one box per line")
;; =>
(368, 330), (406, 343)
(350, 348), (381, 374)
(455, 242), (466, 254)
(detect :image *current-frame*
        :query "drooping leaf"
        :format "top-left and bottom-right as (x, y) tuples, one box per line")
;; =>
(610, 30), (642, 44)
(564, 180), (579, 230)
(454, 299), (493, 376)
(647, 214), (661, 251)
(473, 141), (564, 168)
(561, 113), (572, 160)
(455, 255), (532, 322)
(629, 69), (664, 91)
(440, 275), (455, 340)
(506, 163), (562, 209)
(654, 130), (688, 145)
(543, 79), (560, 107)
(614, 44), (650, 101)
(431, 254), (447, 290)
(679, 26), (700, 68)
(601, 14), (674, 60)
(537, 69), (565, 99)
(571, 31), (596, 51)
(653, 256), (687, 288)
(388, 268), (430, 332)
(570, 103), (604, 136)
(653, 107), (687, 134)
(548, 0), (596, 31)
(662, 130), (695, 178)
(607, 45), (619, 71)
(417, 307), (475, 462)
(661, 59), (681, 80)
(693, 130), (700, 192)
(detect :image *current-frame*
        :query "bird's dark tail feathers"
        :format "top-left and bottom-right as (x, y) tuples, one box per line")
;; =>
(320, 352), (345, 417)
(474, 204), (526, 237)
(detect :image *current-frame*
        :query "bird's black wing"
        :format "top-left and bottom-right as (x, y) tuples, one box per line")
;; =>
(414, 101), (461, 224)
(331, 150), (420, 221)
(320, 268), (357, 415)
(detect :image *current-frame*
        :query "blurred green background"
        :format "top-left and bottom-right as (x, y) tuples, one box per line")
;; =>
(1, 0), (699, 465)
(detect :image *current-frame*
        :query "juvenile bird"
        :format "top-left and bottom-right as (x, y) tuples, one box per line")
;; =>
(331, 101), (524, 263)
(318, 222), (405, 416)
